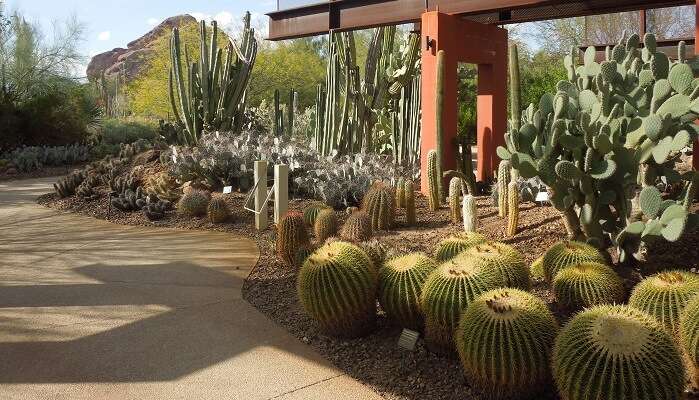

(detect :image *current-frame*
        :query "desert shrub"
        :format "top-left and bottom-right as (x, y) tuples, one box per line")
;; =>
(1, 144), (91, 172)
(99, 118), (157, 145)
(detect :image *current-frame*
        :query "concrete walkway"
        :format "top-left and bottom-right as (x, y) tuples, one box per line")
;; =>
(0, 177), (382, 400)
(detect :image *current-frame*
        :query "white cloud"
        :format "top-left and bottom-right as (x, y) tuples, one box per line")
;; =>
(214, 11), (234, 28)
(147, 18), (160, 26)
(97, 31), (111, 41)
(188, 11), (269, 40)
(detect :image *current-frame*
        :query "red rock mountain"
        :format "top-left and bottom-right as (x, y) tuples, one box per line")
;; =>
(86, 15), (196, 82)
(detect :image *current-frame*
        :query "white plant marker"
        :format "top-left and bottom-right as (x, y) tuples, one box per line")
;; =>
(274, 164), (288, 223)
(254, 160), (268, 230)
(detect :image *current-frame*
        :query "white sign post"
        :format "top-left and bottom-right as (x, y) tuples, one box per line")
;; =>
(254, 160), (268, 230)
(274, 164), (288, 223)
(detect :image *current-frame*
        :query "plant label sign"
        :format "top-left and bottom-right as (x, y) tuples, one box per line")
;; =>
(535, 191), (549, 204)
(397, 329), (420, 351)
(223, 186), (233, 194)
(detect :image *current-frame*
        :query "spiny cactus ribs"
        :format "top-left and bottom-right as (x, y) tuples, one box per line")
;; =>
(434, 232), (487, 262)
(553, 262), (625, 310)
(207, 195), (230, 223)
(111, 187), (147, 212)
(340, 211), (372, 242)
(456, 289), (558, 399)
(276, 211), (310, 267)
(379, 253), (437, 330)
(303, 202), (330, 226)
(462, 242), (530, 290)
(542, 240), (606, 283)
(314, 209), (338, 243)
(361, 183), (395, 231)
(506, 180), (519, 237)
(462, 194), (477, 233)
(54, 172), (85, 198)
(297, 241), (377, 337)
(395, 177), (406, 208)
(177, 190), (210, 217)
(680, 295), (699, 381)
(427, 149), (440, 211)
(629, 270), (699, 331)
(553, 305), (685, 400)
(448, 177), (463, 223)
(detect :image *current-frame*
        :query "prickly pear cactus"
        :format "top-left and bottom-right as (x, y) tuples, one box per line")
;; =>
(456, 288), (558, 399)
(378, 253), (437, 330)
(434, 232), (487, 262)
(276, 211), (310, 267)
(361, 183), (395, 231)
(297, 241), (378, 337)
(542, 240), (606, 283)
(500, 36), (699, 262)
(448, 177), (464, 223)
(629, 270), (699, 332)
(207, 195), (230, 223)
(427, 149), (440, 211)
(405, 179), (416, 226)
(314, 209), (338, 243)
(553, 305), (685, 400)
(462, 194), (477, 232)
(553, 262), (625, 310)
(461, 241), (530, 290)
(340, 211), (372, 242)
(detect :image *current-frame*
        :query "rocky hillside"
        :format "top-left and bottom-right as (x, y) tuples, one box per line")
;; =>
(86, 15), (196, 82)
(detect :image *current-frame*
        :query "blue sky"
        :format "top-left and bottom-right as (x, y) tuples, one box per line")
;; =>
(5, 0), (276, 75)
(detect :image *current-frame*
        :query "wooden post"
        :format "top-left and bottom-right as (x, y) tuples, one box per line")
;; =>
(274, 164), (289, 223)
(254, 160), (268, 230)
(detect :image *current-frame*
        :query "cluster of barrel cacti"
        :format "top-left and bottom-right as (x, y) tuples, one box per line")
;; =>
(499, 34), (699, 261)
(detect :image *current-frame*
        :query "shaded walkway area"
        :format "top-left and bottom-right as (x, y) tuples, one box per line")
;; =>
(0, 177), (381, 400)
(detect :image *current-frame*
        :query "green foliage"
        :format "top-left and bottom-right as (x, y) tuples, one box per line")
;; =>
(378, 252), (437, 330)
(314, 209), (338, 242)
(361, 183), (395, 231)
(340, 210), (373, 242)
(2, 144), (91, 172)
(207, 195), (230, 223)
(177, 190), (209, 217)
(553, 262), (625, 310)
(276, 211), (310, 267)
(629, 270), (699, 331)
(542, 240), (606, 283)
(99, 118), (157, 145)
(434, 232), (487, 262)
(297, 241), (378, 337)
(461, 241), (530, 290)
(553, 305), (685, 400)
(456, 288), (558, 399)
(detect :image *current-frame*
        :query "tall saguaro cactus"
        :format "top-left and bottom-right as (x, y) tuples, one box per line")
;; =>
(435, 50), (446, 203)
(508, 43), (521, 131)
(169, 12), (258, 145)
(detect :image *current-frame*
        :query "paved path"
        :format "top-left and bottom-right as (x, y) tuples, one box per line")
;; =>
(0, 177), (382, 400)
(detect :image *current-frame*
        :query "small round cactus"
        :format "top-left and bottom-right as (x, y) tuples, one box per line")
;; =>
(297, 241), (378, 337)
(530, 256), (545, 281)
(629, 270), (699, 332)
(177, 190), (210, 217)
(303, 201), (330, 226)
(314, 209), (338, 242)
(553, 305), (685, 400)
(433, 232), (487, 262)
(456, 288), (558, 399)
(207, 195), (230, 223)
(553, 262), (625, 310)
(378, 253), (437, 330)
(420, 253), (503, 354)
(361, 183), (395, 231)
(340, 211), (372, 242)
(542, 240), (606, 283)
(461, 241), (530, 290)
(276, 211), (310, 267)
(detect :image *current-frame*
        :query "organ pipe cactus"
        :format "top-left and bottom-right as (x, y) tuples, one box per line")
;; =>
(434, 49), (445, 202)
(499, 36), (699, 262)
(169, 13), (257, 145)
(497, 160), (510, 218)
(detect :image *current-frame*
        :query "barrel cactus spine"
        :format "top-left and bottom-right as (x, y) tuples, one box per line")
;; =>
(297, 241), (378, 337)
(207, 195), (230, 223)
(553, 262), (625, 310)
(361, 183), (395, 231)
(276, 211), (310, 267)
(679, 295), (699, 386)
(462, 241), (530, 290)
(530, 256), (545, 281)
(340, 211), (373, 242)
(177, 190), (210, 217)
(542, 240), (606, 283)
(378, 253), (437, 330)
(314, 209), (338, 243)
(434, 232), (487, 262)
(462, 194), (477, 233)
(506, 180), (519, 237)
(629, 270), (699, 332)
(360, 239), (388, 271)
(553, 304), (685, 400)
(427, 149), (440, 211)
(303, 201), (330, 226)
(405, 179), (416, 226)
(456, 288), (558, 399)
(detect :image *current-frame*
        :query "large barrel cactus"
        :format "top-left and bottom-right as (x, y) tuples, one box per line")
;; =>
(500, 35), (699, 262)
(297, 241), (378, 337)
(434, 232), (487, 262)
(542, 240), (606, 283)
(456, 288), (558, 399)
(680, 295), (699, 382)
(378, 253), (437, 330)
(629, 270), (699, 332)
(553, 261), (625, 310)
(361, 183), (395, 231)
(461, 241), (530, 290)
(553, 304), (685, 400)
(420, 253), (503, 354)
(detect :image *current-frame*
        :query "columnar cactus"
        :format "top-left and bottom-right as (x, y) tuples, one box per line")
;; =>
(542, 240), (606, 283)
(405, 179), (416, 226)
(462, 194), (477, 233)
(420, 253), (503, 354)
(378, 253), (437, 330)
(448, 177), (463, 223)
(297, 241), (378, 337)
(435, 49), (446, 203)
(395, 177), (406, 208)
(276, 211), (311, 267)
(314, 209), (338, 243)
(456, 289), (558, 399)
(461, 241), (530, 290)
(340, 211), (372, 242)
(553, 262), (625, 310)
(112, 187), (147, 212)
(177, 190), (210, 217)
(497, 160), (510, 218)
(434, 232), (487, 262)
(629, 270), (699, 332)
(553, 305), (685, 400)
(207, 195), (230, 223)
(506, 180), (519, 237)
(427, 149), (440, 211)
(303, 201), (330, 226)
(361, 183), (395, 231)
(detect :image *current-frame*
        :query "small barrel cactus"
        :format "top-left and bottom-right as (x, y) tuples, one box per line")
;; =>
(461, 241), (530, 290)
(340, 210), (372, 242)
(361, 183), (395, 231)
(506, 180), (519, 237)
(297, 241), (378, 337)
(207, 195), (230, 223)
(420, 253), (503, 354)
(378, 253), (437, 330)
(530, 256), (545, 281)
(276, 211), (310, 267)
(177, 190), (210, 217)
(405, 179), (416, 226)
(456, 288), (558, 399)
(542, 240), (606, 283)
(303, 201), (330, 226)
(553, 262), (625, 310)
(462, 194), (477, 233)
(434, 232), (487, 262)
(314, 209), (338, 242)
(448, 177), (463, 223)
(680, 295), (699, 380)
(629, 270), (699, 332)
(395, 177), (406, 208)
(553, 305), (685, 400)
